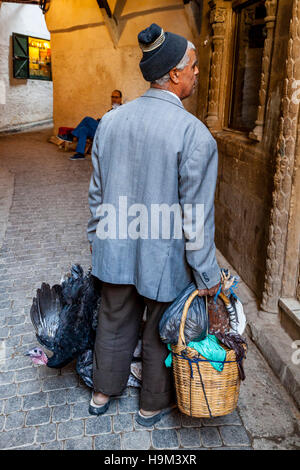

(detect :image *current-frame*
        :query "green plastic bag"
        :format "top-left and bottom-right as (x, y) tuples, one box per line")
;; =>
(165, 334), (226, 372)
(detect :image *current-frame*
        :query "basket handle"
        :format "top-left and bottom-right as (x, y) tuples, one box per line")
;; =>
(177, 289), (206, 348)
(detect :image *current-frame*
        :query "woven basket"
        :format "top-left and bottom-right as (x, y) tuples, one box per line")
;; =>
(171, 289), (244, 418)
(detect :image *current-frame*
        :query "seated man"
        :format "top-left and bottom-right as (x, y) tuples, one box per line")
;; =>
(57, 90), (123, 161)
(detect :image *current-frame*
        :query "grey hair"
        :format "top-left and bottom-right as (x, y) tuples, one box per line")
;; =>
(153, 40), (196, 86)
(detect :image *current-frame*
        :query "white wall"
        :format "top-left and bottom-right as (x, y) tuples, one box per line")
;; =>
(0, 3), (53, 132)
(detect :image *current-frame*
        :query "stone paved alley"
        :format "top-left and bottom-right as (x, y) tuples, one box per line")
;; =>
(0, 129), (299, 450)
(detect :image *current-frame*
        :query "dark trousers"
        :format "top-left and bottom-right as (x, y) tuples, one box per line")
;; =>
(71, 116), (98, 155)
(92, 282), (175, 411)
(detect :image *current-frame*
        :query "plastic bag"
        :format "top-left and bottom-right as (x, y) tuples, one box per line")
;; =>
(165, 334), (226, 372)
(159, 282), (208, 345)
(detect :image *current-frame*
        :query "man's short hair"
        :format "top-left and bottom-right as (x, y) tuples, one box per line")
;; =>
(153, 41), (195, 86)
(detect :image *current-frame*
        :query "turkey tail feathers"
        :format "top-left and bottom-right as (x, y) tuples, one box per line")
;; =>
(30, 282), (62, 351)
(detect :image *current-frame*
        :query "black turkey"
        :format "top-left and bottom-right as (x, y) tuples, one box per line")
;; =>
(25, 264), (141, 388)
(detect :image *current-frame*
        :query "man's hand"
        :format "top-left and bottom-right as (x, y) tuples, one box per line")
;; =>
(198, 282), (220, 297)
(90, 244), (92, 254)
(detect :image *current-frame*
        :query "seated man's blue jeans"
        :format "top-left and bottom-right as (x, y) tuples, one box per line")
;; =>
(71, 116), (99, 155)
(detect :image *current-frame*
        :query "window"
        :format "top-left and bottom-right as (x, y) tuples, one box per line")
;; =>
(228, 0), (267, 132)
(13, 33), (52, 81)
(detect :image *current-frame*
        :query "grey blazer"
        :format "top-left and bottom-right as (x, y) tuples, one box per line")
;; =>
(87, 88), (221, 302)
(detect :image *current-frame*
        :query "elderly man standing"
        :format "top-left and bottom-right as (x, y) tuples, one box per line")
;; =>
(87, 23), (221, 426)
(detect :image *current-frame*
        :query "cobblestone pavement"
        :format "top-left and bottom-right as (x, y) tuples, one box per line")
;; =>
(0, 130), (299, 450)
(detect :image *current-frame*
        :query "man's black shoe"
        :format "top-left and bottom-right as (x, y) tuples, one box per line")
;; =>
(89, 395), (111, 416)
(57, 133), (73, 143)
(135, 405), (177, 427)
(70, 153), (85, 161)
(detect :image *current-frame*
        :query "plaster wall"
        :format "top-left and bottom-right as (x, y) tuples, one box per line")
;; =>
(45, 0), (198, 133)
(0, 3), (53, 133)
